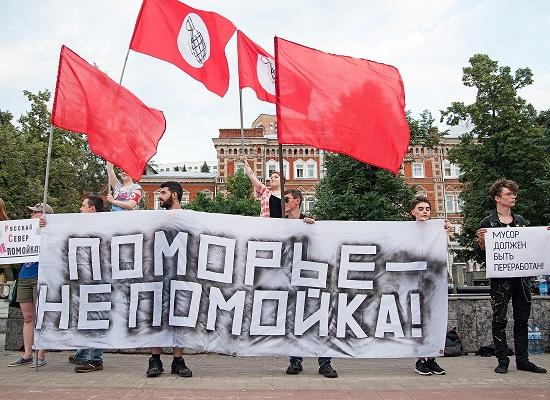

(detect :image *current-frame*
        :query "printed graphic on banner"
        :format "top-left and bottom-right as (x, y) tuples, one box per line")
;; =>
(485, 227), (550, 278)
(178, 13), (210, 67)
(0, 219), (40, 265)
(34, 210), (448, 358)
(257, 55), (275, 95)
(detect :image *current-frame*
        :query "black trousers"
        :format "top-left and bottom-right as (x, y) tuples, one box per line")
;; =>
(490, 277), (532, 364)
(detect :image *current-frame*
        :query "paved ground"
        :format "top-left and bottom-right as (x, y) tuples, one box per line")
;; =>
(1, 345), (550, 400)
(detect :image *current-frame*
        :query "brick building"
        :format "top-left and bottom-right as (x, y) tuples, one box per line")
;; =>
(212, 114), (323, 212)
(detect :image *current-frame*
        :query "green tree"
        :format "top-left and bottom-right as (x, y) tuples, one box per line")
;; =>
(200, 161), (210, 173)
(187, 170), (259, 216)
(314, 154), (415, 221)
(441, 54), (550, 261)
(407, 109), (447, 148)
(0, 90), (107, 218)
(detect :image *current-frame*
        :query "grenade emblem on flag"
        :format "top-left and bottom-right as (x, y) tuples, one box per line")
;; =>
(185, 16), (207, 65)
(178, 13), (211, 68)
(261, 56), (276, 84)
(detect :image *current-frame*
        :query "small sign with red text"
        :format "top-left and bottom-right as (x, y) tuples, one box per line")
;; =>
(0, 219), (40, 264)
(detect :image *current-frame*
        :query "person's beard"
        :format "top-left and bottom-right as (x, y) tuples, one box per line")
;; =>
(160, 197), (174, 209)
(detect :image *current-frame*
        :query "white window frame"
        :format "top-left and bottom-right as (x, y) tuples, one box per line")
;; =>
(305, 159), (317, 179)
(445, 194), (463, 213)
(181, 191), (190, 206)
(266, 159), (289, 180)
(294, 159), (305, 179)
(303, 195), (315, 213)
(153, 190), (162, 210)
(412, 162), (424, 178)
(443, 160), (461, 178)
(234, 162), (245, 174)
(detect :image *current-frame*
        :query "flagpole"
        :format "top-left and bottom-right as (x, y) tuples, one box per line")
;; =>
(278, 143), (285, 219)
(35, 123), (54, 372)
(239, 88), (245, 155)
(106, 47), (131, 195)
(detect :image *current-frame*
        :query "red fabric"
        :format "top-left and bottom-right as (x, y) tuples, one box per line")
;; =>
(237, 31), (276, 104)
(51, 46), (166, 181)
(130, 0), (236, 97)
(275, 38), (410, 174)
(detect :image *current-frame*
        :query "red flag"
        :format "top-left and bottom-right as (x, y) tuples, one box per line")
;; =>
(51, 46), (166, 181)
(237, 31), (276, 104)
(275, 38), (410, 174)
(130, 0), (236, 97)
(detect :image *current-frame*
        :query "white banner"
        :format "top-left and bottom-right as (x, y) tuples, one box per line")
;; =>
(34, 210), (448, 358)
(485, 227), (550, 278)
(0, 218), (40, 264)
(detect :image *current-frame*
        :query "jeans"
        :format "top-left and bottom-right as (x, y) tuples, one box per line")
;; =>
(74, 348), (104, 363)
(289, 356), (331, 366)
(490, 277), (531, 364)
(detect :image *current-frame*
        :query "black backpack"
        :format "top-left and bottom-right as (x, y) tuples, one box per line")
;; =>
(444, 327), (467, 357)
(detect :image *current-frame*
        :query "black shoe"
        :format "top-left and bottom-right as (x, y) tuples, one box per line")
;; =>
(146, 356), (164, 377)
(318, 362), (338, 378)
(517, 361), (547, 374)
(415, 359), (433, 375)
(495, 360), (509, 374)
(425, 358), (446, 375)
(285, 360), (303, 375)
(171, 358), (192, 378)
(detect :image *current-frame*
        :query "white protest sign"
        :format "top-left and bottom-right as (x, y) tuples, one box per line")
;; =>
(485, 227), (550, 278)
(34, 210), (448, 358)
(0, 218), (40, 264)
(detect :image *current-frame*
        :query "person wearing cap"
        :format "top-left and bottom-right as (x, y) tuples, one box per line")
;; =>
(7, 202), (53, 368)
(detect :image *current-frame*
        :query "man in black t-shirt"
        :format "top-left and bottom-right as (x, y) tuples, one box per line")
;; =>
(476, 179), (546, 374)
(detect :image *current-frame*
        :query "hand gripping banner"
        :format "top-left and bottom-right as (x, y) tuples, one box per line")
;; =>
(34, 210), (448, 358)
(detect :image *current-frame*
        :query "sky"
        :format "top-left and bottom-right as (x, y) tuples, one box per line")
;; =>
(2, 0), (549, 164)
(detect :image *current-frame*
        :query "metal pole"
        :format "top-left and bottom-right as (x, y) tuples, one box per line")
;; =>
(239, 88), (245, 155)
(278, 143), (285, 218)
(35, 124), (54, 372)
(107, 48), (131, 195)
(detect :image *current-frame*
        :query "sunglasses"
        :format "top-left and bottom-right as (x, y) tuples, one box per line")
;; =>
(284, 197), (291, 203)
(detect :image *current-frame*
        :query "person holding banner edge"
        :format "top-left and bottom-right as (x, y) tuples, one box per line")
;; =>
(7, 203), (53, 368)
(409, 196), (448, 376)
(283, 189), (338, 378)
(146, 181), (193, 378)
(476, 178), (546, 374)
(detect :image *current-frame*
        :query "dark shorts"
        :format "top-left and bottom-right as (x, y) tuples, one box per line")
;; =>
(16, 277), (37, 303)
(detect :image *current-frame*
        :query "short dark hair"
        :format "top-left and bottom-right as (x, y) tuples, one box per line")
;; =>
(284, 189), (303, 205)
(410, 195), (431, 212)
(489, 178), (519, 201)
(85, 195), (104, 212)
(161, 181), (183, 202)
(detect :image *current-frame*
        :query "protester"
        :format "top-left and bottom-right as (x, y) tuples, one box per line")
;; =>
(7, 203), (53, 368)
(409, 196), (448, 376)
(241, 156), (282, 217)
(106, 162), (143, 211)
(283, 189), (338, 378)
(68, 195), (105, 373)
(476, 179), (546, 374)
(146, 181), (192, 378)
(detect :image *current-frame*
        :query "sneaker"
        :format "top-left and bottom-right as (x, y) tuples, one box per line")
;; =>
(146, 356), (164, 377)
(318, 362), (338, 378)
(495, 360), (509, 374)
(415, 359), (433, 375)
(517, 361), (547, 374)
(8, 357), (33, 367)
(425, 358), (446, 375)
(75, 362), (103, 373)
(171, 358), (192, 378)
(285, 360), (303, 375)
(68, 355), (85, 365)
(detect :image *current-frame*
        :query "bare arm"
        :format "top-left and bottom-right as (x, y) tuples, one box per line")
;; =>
(240, 156), (263, 190)
(106, 162), (119, 191)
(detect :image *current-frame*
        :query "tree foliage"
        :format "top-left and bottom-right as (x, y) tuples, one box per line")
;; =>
(314, 154), (415, 221)
(441, 54), (550, 261)
(407, 109), (447, 148)
(0, 90), (106, 219)
(200, 161), (210, 173)
(186, 170), (259, 216)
